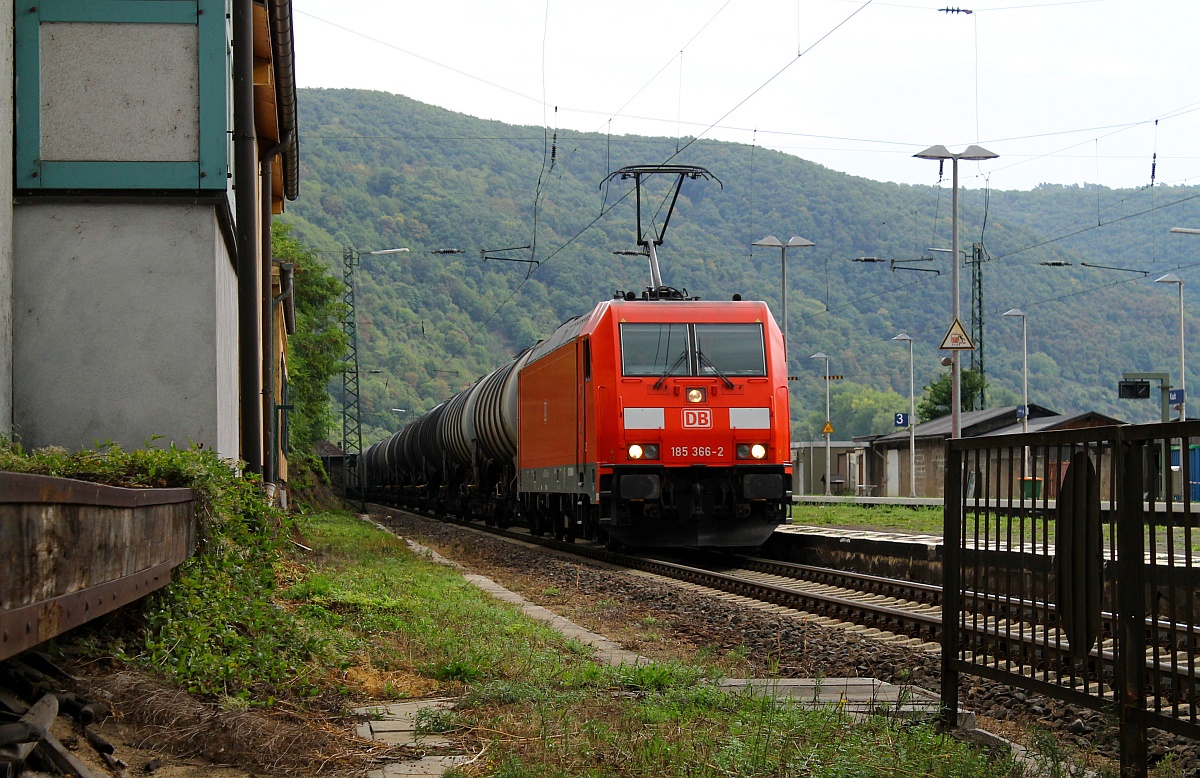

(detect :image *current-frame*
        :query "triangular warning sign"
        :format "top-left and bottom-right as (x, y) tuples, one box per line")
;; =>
(939, 318), (975, 350)
(822, 421), (834, 435)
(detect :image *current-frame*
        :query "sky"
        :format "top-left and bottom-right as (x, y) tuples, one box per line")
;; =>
(290, 0), (1200, 192)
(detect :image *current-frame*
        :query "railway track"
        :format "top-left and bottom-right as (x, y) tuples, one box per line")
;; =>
(379, 506), (944, 642)
(377, 506), (1198, 720)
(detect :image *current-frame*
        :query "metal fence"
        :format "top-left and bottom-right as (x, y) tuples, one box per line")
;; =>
(942, 421), (1199, 776)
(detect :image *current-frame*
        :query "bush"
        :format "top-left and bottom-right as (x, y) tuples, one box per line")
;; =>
(1, 440), (322, 702)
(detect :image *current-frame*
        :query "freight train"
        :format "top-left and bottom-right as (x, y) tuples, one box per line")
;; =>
(360, 165), (793, 548)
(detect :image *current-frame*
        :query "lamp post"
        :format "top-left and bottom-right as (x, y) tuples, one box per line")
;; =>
(752, 235), (815, 366)
(892, 334), (916, 498)
(342, 247), (409, 509)
(1002, 308), (1030, 476)
(811, 352), (832, 496)
(1157, 266), (1186, 422)
(914, 145), (999, 438)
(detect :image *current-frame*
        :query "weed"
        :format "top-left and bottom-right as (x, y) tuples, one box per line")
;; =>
(433, 660), (483, 683)
(414, 707), (459, 734)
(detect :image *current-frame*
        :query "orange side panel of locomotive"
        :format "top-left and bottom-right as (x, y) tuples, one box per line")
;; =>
(517, 340), (580, 470)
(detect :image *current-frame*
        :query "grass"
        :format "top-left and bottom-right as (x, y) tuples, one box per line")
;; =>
(2, 441), (1016, 774)
(790, 502), (946, 535)
(280, 511), (592, 696)
(455, 682), (1017, 777)
(285, 512), (1015, 776)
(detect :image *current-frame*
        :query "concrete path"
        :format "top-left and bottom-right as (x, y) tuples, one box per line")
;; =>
(718, 677), (970, 725)
(356, 698), (472, 778)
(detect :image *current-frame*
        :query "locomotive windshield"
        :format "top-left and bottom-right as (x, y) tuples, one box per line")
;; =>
(695, 323), (766, 376)
(620, 322), (766, 377)
(620, 323), (690, 376)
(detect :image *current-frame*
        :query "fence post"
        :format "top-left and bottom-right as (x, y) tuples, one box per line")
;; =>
(1116, 435), (1148, 778)
(942, 443), (963, 729)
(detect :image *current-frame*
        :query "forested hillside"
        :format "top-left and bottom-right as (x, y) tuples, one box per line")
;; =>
(282, 88), (1200, 444)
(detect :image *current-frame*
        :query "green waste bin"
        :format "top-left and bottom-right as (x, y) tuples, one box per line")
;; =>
(1020, 477), (1043, 499)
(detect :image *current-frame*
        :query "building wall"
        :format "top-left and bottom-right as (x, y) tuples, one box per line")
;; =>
(0, 0), (14, 436)
(215, 220), (240, 460)
(39, 22), (200, 163)
(13, 203), (238, 459)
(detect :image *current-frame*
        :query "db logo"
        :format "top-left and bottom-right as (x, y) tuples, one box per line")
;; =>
(682, 409), (712, 429)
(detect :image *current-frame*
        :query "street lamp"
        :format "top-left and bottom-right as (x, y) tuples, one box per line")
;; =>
(915, 144), (999, 438)
(342, 247), (409, 509)
(811, 352), (832, 496)
(892, 334), (916, 498)
(753, 235), (815, 366)
(1156, 272), (1185, 421)
(1002, 308), (1030, 476)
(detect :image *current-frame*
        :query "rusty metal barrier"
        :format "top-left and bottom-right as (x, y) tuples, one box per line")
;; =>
(0, 472), (195, 662)
(942, 421), (1200, 776)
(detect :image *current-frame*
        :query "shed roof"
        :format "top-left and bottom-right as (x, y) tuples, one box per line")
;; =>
(873, 404), (1059, 444)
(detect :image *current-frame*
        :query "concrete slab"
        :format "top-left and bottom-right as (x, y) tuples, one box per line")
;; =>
(367, 756), (473, 777)
(353, 699), (458, 719)
(372, 731), (453, 747)
(717, 677), (975, 728)
(719, 677), (938, 713)
(462, 573), (649, 666)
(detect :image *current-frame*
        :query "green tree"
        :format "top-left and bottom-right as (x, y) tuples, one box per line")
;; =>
(917, 369), (987, 422)
(273, 224), (348, 456)
(799, 381), (908, 439)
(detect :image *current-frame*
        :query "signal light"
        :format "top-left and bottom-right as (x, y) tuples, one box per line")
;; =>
(1118, 380), (1151, 399)
(686, 387), (706, 403)
(627, 443), (660, 460)
(736, 443), (768, 460)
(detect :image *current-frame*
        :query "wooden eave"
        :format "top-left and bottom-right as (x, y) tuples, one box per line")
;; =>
(252, 2), (286, 213)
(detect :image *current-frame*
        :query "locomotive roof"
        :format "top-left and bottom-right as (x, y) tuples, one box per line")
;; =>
(524, 298), (774, 365)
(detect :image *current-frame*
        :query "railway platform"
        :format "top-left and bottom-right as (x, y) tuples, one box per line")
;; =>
(766, 523), (944, 585)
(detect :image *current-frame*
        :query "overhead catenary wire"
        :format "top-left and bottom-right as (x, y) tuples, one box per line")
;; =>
(307, 3), (1200, 381)
(992, 190), (1200, 262)
(450, 1), (878, 365)
(300, 6), (1200, 192)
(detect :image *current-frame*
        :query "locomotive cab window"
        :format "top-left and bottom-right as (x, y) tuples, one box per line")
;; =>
(620, 323), (691, 376)
(695, 323), (765, 376)
(620, 322), (766, 377)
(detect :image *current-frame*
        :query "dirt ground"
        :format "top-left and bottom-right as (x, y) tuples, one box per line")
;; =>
(46, 711), (259, 778)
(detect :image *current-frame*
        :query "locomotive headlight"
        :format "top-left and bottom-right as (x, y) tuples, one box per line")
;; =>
(736, 443), (768, 460)
(627, 443), (660, 460)
(686, 387), (706, 403)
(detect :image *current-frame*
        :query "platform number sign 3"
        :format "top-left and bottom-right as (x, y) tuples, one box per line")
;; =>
(895, 412), (909, 428)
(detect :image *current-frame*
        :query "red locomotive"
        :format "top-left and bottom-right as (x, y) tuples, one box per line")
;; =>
(362, 166), (793, 548)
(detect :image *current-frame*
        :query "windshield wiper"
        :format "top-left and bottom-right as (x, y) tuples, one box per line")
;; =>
(653, 351), (689, 389)
(697, 350), (735, 389)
